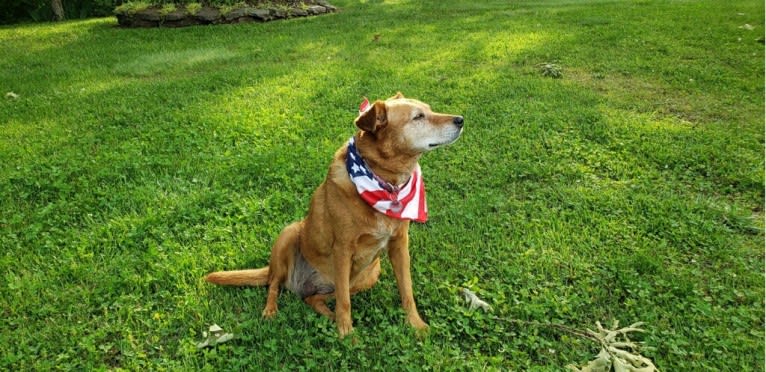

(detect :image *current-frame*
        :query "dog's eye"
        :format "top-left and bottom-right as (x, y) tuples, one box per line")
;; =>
(413, 113), (425, 120)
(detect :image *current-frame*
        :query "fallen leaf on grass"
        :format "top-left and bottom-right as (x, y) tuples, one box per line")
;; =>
(567, 321), (657, 372)
(5, 92), (19, 99)
(196, 324), (234, 349)
(459, 287), (493, 312)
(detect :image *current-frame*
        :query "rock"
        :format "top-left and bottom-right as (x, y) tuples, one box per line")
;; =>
(246, 8), (272, 21)
(127, 18), (159, 27)
(135, 8), (162, 22)
(195, 7), (220, 23)
(272, 9), (287, 18)
(163, 9), (186, 21)
(316, 0), (336, 10)
(307, 5), (327, 15)
(290, 8), (308, 17)
(224, 8), (248, 21)
(164, 15), (198, 27)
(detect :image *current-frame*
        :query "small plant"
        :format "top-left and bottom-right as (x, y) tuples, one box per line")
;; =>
(219, 1), (248, 16)
(159, 3), (177, 16)
(114, 1), (151, 15)
(264, 1), (292, 12)
(272, 3), (291, 12)
(186, 2), (202, 15)
(538, 62), (563, 78)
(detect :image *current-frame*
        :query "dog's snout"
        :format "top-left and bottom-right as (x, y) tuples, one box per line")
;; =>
(453, 116), (464, 128)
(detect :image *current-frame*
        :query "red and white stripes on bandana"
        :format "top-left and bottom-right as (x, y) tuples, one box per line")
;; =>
(345, 136), (428, 223)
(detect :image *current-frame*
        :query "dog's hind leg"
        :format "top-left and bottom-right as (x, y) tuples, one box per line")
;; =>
(262, 222), (302, 318)
(302, 259), (380, 322)
(304, 294), (334, 319)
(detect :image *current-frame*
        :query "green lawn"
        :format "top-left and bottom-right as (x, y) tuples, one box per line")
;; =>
(1, 0), (763, 370)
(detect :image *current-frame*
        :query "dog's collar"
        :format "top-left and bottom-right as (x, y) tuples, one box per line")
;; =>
(346, 137), (428, 222)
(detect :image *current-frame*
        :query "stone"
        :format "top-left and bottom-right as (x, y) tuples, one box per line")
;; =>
(163, 9), (186, 22)
(246, 8), (272, 21)
(316, 0), (337, 11)
(123, 17), (158, 27)
(163, 16), (198, 27)
(135, 8), (162, 22)
(224, 8), (248, 21)
(195, 7), (220, 23)
(272, 9), (287, 18)
(307, 5), (327, 15)
(290, 8), (308, 17)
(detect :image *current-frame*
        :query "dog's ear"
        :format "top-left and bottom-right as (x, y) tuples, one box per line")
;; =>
(355, 100), (387, 134)
(390, 91), (405, 100)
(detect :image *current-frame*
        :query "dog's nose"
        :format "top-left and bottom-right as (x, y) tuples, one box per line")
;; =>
(453, 116), (464, 128)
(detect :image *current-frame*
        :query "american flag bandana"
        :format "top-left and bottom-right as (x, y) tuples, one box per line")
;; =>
(346, 136), (428, 222)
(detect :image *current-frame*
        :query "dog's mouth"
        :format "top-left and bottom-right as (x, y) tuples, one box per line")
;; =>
(428, 138), (457, 149)
(428, 142), (453, 148)
(428, 128), (463, 148)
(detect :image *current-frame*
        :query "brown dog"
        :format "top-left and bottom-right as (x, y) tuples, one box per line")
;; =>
(205, 93), (463, 337)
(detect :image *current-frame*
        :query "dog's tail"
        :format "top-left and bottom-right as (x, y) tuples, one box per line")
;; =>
(205, 267), (269, 287)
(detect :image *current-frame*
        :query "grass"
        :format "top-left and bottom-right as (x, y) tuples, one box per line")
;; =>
(0, 0), (763, 369)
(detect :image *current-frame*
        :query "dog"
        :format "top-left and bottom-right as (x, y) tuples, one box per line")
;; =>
(205, 93), (463, 337)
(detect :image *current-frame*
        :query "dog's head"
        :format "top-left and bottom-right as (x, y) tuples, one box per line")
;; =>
(354, 92), (463, 155)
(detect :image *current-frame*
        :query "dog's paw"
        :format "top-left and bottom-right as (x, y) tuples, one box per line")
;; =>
(407, 315), (429, 339)
(261, 305), (278, 319)
(414, 325), (430, 339)
(337, 320), (354, 338)
(408, 315), (429, 330)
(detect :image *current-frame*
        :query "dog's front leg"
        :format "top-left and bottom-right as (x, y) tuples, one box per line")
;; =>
(333, 246), (354, 337)
(388, 233), (428, 331)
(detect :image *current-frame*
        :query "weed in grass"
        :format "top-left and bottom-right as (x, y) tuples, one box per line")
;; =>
(539, 62), (563, 78)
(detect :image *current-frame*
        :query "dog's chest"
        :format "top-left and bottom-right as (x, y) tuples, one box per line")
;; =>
(370, 223), (393, 254)
(353, 219), (398, 266)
